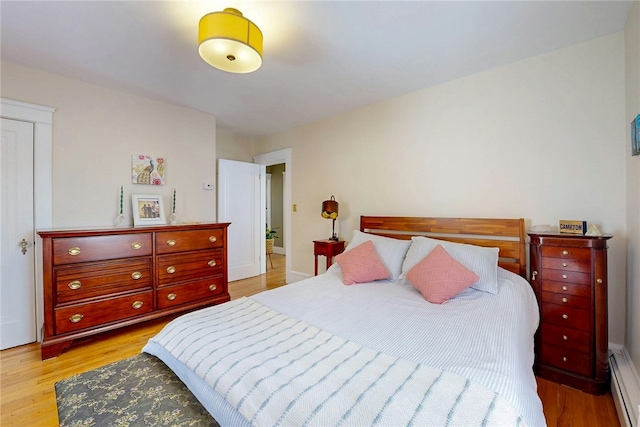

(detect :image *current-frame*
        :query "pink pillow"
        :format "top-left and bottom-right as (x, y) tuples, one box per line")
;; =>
(335, 240), (390, 285)
(406, 244), (479, 304)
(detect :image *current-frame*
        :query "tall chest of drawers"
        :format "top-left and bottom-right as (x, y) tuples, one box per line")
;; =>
(528, 232), (612, 394)
(38, 223), (230, 359)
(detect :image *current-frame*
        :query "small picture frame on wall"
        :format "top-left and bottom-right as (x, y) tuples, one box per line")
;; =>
(632, 115), (640, 156)
(132, 194), (166, 226)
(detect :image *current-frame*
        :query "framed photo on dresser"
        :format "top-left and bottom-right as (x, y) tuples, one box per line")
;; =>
(132, 194), (166, 226)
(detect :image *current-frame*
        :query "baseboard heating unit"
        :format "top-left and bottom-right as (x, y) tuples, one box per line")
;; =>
(610, 345), (640, 427)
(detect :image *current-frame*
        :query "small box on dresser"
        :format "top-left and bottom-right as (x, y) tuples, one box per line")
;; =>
(38, 223), (230, 360)
(528, 232), (612, 395)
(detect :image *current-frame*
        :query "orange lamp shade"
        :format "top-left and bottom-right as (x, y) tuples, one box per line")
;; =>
(321, 196), (338, 219)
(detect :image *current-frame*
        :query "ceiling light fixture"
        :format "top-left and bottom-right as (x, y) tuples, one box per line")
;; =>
(198, 7), (263, 73)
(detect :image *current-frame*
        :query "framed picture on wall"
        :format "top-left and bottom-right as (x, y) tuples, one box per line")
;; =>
(632, 115), (640, 156)
(132, 194), (166, 226)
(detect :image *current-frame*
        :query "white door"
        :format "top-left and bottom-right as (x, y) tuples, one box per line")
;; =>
(0, 118), (36, 350)
(217, 159), (265, 281)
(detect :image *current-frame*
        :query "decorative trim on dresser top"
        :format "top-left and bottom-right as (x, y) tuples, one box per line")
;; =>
(38, 223), (230, 359)
(528, 232), (612, 395)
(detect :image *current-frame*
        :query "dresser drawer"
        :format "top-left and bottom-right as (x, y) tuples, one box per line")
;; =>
(156, 276), (225, 309)
(540, 291), (590, 309)
(540, 269), (590, 285)
(541, 280), (591, 297)
(54, 291), (153, 334)
(541, 303), (591, 331)
(156, 229), (224, 254)
(53, 233), (152, 265)
(539, 343), (593, 377)
(540, 323), (591, 354)
(541, 246), (590, 260)
(55, 258), (152, 305)
(541, 257), (591, 273)
(157, 250), (224, 285)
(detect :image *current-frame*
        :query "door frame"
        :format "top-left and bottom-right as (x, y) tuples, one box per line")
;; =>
(254, 149), (292, 283)
(1, 98), (54, 342)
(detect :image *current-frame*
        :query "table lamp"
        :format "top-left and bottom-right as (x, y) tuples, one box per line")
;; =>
(321, 195), (339, 241)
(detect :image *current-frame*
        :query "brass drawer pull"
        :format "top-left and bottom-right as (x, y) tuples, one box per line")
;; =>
(131, 242), (142, 250)
(562, 356), (567, 362)
(167, 293), (177, 301)
(531, 270), (537, 281)
(131, 271), (142, 280)
(167, 239), (176, 247)
(562, 297), (568, 303)
(69, 313), (83, 323)
(68, 280), (82, 290)
(597, 278), (603, 284)
(166, 266), (176, 274)
(562, 262), (568, 267)
(562, 314), (569, 320)
(208, 260), (217, 267)
(68, 247), (81, 256)
(562, 285), (568, 291)
(562, 250), (569, 256)
(209, 236), (217, 243)
(132, 301), (144, 309)
(209, 284), (217, 291)
(563, 335), (568, 341)
(562, 274), (568, 279)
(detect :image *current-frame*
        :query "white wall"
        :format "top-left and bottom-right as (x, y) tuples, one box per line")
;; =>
(256, 34), (628, 346)
(0, 63), (217, 227)
(217, 129), (256, 163)
(624, 0), (640, 381)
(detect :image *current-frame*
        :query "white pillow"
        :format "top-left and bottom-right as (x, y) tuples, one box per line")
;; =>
(400, 236), (500, 294)
(343, 230), (411, 281)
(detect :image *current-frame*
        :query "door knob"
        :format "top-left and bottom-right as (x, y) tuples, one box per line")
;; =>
(19, 239), (29, 255)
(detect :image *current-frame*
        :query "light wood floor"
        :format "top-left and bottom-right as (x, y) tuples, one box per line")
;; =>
(0, 254), (620, 426)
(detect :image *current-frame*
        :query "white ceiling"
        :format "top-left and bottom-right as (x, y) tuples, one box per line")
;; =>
(0, 1), (633, 138)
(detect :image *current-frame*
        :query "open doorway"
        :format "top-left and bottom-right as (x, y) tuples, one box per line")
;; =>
(254, 149), (292, 283)
(266, 163), (285, 256)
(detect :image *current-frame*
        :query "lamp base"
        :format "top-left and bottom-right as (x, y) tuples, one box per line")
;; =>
(329, 219), (338, 241)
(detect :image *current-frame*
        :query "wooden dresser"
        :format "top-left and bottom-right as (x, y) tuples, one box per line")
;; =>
(528, 232), (612, 394)
(38, 223), (230, 359)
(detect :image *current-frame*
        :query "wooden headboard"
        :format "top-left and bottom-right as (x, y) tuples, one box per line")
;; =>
(360, 216), (526, 278)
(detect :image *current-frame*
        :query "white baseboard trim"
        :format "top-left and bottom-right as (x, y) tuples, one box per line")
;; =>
(287, 270), (311, 283)
(610, 344), (640, 427)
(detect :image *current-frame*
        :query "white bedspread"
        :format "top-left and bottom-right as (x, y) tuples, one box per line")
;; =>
(144, 267), (546, 427)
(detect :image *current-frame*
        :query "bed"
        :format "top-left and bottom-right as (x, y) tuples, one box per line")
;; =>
(143, 216), (546, 426)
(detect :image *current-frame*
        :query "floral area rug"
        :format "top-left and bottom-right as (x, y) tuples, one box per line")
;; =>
(55, 353), (219, 427)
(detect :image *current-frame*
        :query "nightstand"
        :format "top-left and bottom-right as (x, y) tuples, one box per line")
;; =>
(528, 232), (612, 395)
(313, 239), (345, 275)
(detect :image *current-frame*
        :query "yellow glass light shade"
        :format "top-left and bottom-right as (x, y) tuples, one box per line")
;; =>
(198, 8), (263, 73)
(322, 211), (338, 219)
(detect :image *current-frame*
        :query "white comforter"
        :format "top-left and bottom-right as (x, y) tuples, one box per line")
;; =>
(144, 267), (545, 427)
